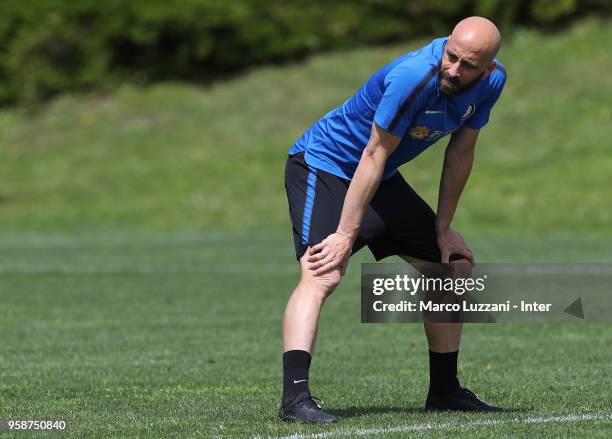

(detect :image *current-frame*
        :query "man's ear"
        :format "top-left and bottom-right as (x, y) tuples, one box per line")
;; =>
(484, 60), (496, 76)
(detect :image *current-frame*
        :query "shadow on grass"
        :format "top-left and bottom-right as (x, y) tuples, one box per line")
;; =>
(329, 406), (425, 418)
(329, 406), (531, 418)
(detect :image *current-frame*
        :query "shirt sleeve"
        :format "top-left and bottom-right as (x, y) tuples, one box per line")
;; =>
(374, 63), (437, 137)
(463, 68), (507, 130)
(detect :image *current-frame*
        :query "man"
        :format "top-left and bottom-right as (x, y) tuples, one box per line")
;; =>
(280, 17), (506, 423)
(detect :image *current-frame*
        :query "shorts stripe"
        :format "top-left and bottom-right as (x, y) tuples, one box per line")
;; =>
(301, 166), (317, 246)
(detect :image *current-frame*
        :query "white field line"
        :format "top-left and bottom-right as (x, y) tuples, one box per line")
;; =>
(259, 413), (612, 439)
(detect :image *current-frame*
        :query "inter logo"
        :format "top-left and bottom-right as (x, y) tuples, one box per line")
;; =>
(409, 126), (430, 140)
(409, 126), (450, 141)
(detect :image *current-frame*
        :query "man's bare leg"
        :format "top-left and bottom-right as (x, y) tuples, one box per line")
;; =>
(400, 255), (468, 352)
(282, 251), (342, 353)
(423, 321), (463, 352)
(398, 256), (503, 410)
(399, 256), (466, 403)
(278, 250), (342, 423)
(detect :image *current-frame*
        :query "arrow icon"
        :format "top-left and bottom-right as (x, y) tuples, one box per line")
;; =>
(564, 297), (584, 319)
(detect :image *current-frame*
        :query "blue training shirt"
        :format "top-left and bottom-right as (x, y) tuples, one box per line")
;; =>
(289, 37), (506, 181)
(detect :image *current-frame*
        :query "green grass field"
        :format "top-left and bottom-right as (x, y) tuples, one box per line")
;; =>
(1, 16), (611, 438)
(1, 233), (611, 437)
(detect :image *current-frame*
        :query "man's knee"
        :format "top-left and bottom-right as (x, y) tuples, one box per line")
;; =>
(301, 269), (343, 297)
(450, 257), (472, 277)
(298, 255), (342, 298)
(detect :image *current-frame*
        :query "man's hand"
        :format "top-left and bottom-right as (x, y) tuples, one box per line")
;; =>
(437, 226), (474, 264)
(307, 233), (353, 276)
(306, 123), (400, 277)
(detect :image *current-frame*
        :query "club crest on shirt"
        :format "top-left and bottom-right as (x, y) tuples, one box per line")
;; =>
(409, 126), (430, 140)
(462, 104), (476, 120)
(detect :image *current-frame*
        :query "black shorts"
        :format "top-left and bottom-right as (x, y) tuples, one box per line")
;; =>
(285, 152), (443, 263)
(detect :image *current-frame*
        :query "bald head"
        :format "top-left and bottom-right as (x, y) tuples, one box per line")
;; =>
(450, 16), (501, 62)
(438, 17), (501, 97)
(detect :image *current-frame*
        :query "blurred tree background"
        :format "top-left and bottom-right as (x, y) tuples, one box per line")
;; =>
(0, 0), (610, 105)
(0, 0), (610, 236)
(2, 4), (611, 436)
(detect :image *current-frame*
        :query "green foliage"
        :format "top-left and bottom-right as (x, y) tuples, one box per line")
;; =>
(0, 0), (609, 104)
(0, 19), (610, 235)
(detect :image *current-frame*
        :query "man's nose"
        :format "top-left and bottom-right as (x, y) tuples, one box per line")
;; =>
(447, 63), (461, 78)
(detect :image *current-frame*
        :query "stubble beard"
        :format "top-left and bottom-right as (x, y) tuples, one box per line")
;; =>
(438, 69), (483, 97)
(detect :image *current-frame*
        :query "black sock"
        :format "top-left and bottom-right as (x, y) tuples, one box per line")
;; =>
(282, 350), (312, 406)
(428, 350), (460, 397)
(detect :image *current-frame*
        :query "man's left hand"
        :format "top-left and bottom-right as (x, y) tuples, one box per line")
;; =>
(437, 227), (474, 264)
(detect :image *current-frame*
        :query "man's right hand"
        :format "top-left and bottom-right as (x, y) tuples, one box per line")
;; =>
(307, 124), (399, 277)
(306, 233), (353, 276)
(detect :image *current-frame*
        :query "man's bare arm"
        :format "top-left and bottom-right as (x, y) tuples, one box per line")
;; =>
(336, 123), (400, 239)
(307, 123), (400, 275)
(436, 126), (479, 263)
